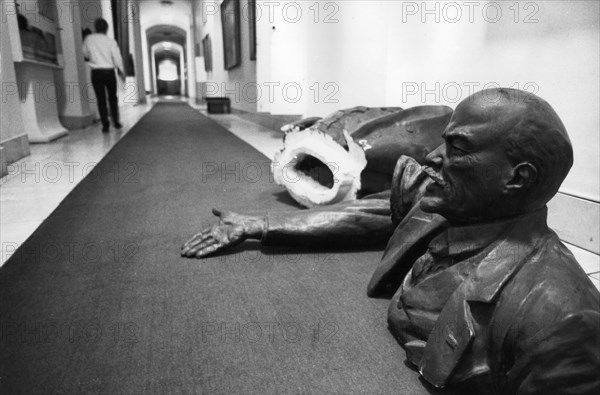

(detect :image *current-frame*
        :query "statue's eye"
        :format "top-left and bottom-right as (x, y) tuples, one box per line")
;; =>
(450, 145), (469, 156)
(445, 134), (471, 157)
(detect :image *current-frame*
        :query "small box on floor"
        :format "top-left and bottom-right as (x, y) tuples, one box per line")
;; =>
(205, 97), (231, 114)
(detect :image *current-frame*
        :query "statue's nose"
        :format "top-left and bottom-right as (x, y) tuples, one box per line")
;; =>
(425, 144), (445, 169)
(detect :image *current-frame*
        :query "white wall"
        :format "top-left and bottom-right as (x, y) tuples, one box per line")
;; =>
(255, 1), (389, 116)
(255, 1), (309, 115)
(383, 1), (599, 201)
(254, 0), (599, 202)
(196, 0), (257, 112)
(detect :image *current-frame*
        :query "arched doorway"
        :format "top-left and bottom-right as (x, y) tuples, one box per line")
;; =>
(154, 42), (183, 96)
(146, 24), (186, 96)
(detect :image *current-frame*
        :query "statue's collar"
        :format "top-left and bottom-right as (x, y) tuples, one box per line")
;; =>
(432, 207), (549, 259)
(461, 206), (550, 303)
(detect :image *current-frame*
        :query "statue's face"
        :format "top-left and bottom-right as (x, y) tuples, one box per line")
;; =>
(420, 96), (517, 223)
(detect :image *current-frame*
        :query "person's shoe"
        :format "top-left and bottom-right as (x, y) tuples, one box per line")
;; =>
(101, 126), (110, 133)
(114, 122), (123, 129)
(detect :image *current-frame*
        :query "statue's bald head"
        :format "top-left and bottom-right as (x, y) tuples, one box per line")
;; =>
(463, 88), (573, 207)
(421, 88), (573, 223)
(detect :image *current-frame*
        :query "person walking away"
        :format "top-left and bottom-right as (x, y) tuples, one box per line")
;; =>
(83, 18), (125, 133)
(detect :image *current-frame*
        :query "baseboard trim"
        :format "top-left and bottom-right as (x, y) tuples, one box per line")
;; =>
(0, 133), (30, 176)
(29, 129), (68, 144)
(231, 108), (302, 132)
(59, 113), (95, 130)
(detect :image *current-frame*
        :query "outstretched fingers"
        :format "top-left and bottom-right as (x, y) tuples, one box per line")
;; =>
(182, 229), (213, 255)
(183, 237), (218, 257)
(186, 237), (221, 258)
(182, 210), (246, 259)
(182, 229), (209, 248)
(195, 242), (221, 258)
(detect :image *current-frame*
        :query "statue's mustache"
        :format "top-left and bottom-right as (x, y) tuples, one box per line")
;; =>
(422, 166), (447, 187)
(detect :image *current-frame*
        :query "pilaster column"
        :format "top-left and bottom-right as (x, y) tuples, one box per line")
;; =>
(129, 0), (146, 104)
(0, 0), (30, 176)
(54, 0), (94, 129)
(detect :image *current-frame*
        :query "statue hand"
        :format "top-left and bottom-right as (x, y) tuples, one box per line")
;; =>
(390, 155), (430, 225)
(181, 208), (265, 258)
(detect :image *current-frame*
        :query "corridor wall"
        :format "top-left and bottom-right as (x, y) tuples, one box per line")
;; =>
(253, 1), (599, 203)
(194, 0), (257, 113)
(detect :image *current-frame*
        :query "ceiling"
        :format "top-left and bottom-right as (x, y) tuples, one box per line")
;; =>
(140, 0), (192, 33)
(147, 24), (186, 47)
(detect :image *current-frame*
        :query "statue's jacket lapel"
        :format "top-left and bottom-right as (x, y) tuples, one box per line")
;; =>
(418, 209), (549, 388)
(367, 203), (447, 298)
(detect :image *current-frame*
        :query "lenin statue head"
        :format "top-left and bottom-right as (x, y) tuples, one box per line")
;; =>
(420, 88), (573, 224)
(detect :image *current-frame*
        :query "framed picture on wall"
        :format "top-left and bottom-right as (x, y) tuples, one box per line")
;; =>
(202, 34), (212, 72)
(249, 0), (256, 60)
(18, 19), (59, 65)
(37, 0), (59, 21)
(220, 0), (241, 70)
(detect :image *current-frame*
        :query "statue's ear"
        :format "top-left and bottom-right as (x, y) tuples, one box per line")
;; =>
(506, 162), (537, 191)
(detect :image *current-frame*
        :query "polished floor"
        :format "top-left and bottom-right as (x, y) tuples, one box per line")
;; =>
(1, 97), (598, 290)
(1, 100), (155, 266)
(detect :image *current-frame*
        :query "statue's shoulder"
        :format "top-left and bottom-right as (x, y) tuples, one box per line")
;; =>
(498, 232), (599, 326)
(530, 232), (597, 297)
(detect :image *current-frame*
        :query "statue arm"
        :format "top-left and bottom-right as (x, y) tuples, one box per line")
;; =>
(262, 198), (394, 247)
(181, 199), (393, 258)
(181, 156), (429, 258)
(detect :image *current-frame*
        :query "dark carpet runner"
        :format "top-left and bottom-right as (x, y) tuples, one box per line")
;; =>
(0, 103), (440, 394)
